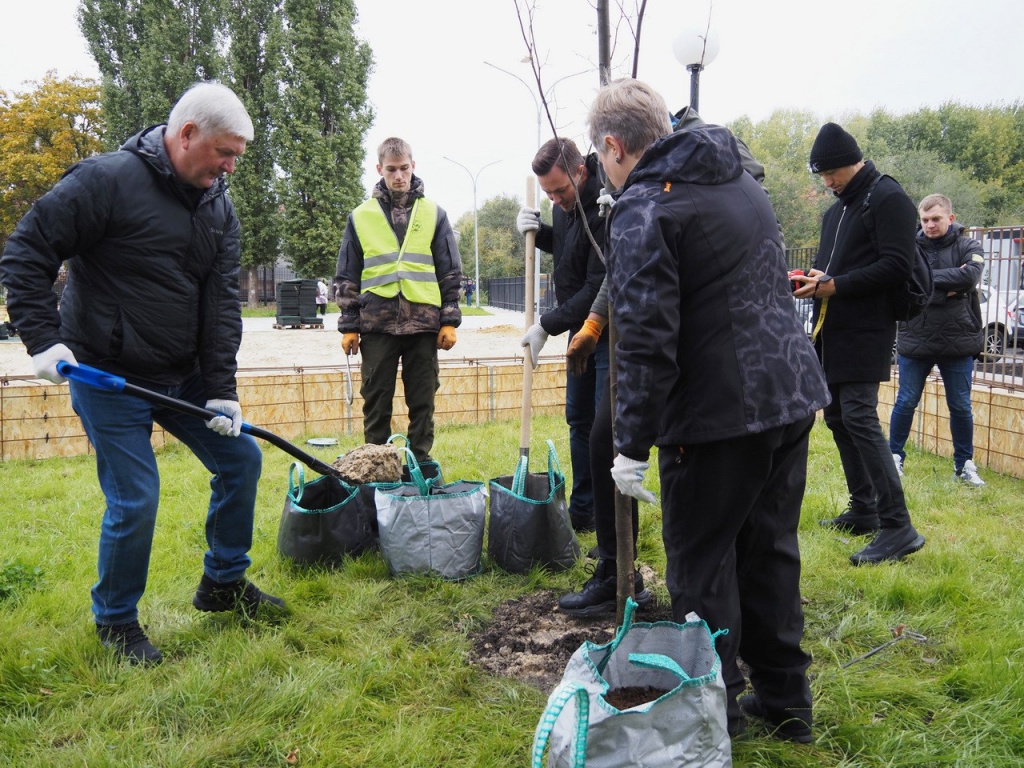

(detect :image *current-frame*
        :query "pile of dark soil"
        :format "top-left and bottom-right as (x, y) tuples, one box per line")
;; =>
(467, 587), (674, 693)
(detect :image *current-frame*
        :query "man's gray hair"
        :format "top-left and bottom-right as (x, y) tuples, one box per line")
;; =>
(587, 78), (671, 156)
(167, 82), (254, 141)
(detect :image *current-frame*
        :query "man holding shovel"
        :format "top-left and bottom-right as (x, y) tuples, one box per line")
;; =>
(516, 137), (607, 533)
(0, 82), (287, 666)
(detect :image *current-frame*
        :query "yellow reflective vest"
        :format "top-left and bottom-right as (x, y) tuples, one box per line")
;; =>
(351, 198), (441, 306)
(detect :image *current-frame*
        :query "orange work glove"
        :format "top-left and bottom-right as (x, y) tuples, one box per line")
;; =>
(341, 333), (360, 355)
(437, 326), (457, 351)
(566, 318), (604, 377)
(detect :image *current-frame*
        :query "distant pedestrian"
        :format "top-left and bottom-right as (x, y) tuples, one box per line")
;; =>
(889, 193), (986, 486)
(464, 278), (474, 306)
(316, 279), (329, 316)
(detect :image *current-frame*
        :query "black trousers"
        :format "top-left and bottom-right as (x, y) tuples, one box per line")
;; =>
(590, 374), (639, 562)
(359, 332), (439, 462)
(822, 381), (910, 527)
(659, 415), (816, 731)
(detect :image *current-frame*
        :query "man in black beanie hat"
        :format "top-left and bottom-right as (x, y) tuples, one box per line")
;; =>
(795, 122), (925, 565)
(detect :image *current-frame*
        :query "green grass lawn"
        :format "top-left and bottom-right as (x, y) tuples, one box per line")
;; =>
(1, 416), (1021, 767)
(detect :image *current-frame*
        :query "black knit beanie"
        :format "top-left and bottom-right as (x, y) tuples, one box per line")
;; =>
(808, 122), (863, 173)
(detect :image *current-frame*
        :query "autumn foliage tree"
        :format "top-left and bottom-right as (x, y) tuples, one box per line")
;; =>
(0, 73), (103, 252)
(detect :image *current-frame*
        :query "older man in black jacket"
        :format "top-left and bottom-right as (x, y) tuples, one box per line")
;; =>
(0, 82), (286, 666)
(800, 122), (926, 565)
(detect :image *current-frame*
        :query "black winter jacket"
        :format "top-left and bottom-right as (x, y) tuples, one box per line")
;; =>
(607, 126), (829, 457)
(0, 126), (243, 397)
(811, 162), (918, 384)
(535, 154), (607, 337)
(897, 223), (984, 358)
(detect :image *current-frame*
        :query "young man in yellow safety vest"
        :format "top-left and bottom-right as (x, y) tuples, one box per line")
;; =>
(334, 137), (464, 462)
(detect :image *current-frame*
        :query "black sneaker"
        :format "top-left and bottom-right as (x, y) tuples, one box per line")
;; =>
(738, 693), (812, 744)
(96, 620), (163, 666)
(819, 505), (880, 536)
(192, 575), (288, 618)
(850, 524), (925, 565)
(558, 560), (651, 618)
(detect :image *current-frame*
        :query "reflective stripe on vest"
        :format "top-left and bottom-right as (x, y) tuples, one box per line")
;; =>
(351, 197), (441, 306)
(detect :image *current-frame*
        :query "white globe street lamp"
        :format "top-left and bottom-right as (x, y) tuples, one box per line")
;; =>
(672, 27), (720, 113)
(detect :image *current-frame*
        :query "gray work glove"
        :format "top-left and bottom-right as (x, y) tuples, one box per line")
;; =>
(205, 399), (243, 437)
(520, 323), (549, 369)
(611, 454), (657, 504)
(31, 343), (78, 384)
(516, 206), (541, 235)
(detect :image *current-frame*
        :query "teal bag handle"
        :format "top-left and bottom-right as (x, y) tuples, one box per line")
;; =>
(512, 454), (529, 496)
(531, 681), (590, 768)
(287, 462), (306, 501)
(396, 446), (429, 495)
(545, 439), (562, 487)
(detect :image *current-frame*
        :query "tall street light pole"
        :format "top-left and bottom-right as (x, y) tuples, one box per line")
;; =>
(672, 27), (720, 112)
(483, 61), (590, 316)
(443, 157), (500, 308)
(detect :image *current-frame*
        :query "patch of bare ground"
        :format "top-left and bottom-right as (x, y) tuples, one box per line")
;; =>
(467, 566), (674, 692)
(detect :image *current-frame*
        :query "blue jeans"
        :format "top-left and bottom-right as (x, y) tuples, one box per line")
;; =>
(564, 333), (609, 520)
(889, 355), (975, 470)
(70, 373), (263, 625)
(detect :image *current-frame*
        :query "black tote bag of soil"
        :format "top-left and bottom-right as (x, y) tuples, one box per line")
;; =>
(277, 463), (379, 566)
(488, 440), (580, 573)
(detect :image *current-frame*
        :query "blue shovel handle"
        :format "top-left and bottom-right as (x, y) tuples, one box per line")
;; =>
(56, 361), (343, 480)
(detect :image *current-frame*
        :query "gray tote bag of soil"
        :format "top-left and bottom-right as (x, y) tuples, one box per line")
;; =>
(532, 599), (732, 768)
(488, 440), (580, 573)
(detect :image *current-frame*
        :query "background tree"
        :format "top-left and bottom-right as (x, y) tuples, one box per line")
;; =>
(0, 74), (103, 252)
(224, 0), (285, 305)
(276, 0), (373, 279)
(79, 0), (226, 149)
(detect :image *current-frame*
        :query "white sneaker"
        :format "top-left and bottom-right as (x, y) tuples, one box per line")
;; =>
(954, 460), (985, 487)
(892, 453), (904, 477)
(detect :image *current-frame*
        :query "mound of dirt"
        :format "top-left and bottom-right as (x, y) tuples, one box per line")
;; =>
(467, 585), (674, 692)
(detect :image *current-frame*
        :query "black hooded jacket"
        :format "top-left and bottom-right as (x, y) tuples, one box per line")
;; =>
(606, 125), (829, 458)
(897, 222), (984, 358)
(0, 125), (244, 397)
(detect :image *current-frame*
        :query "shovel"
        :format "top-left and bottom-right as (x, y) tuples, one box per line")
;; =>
(56, 361), (343, 480)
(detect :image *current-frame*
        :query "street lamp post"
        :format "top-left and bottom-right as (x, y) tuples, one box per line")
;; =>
(443, 157), (500, 308)
(672, 27), (720, 112)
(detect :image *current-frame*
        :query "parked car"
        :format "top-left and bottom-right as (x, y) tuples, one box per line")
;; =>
(978, 285), (1024, 362)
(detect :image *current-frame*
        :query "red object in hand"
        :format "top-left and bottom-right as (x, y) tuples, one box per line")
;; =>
(788, 269), (806, 292)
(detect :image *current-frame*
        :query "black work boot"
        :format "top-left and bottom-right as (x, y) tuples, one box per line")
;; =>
(738, 693), (812, 744)
(192, 574), (288, 618)
(850, 524), (925, 565)
(558, 559), (651, 618)
(819, 504), (880, 536)
(96, 620), (163, 666)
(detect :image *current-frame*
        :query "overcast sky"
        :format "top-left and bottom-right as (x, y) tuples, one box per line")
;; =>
(3, 0), (1023, 221)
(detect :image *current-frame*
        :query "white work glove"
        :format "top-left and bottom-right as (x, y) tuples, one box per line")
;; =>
(611, 454), (657, 504)
(31, 343), (78, 384)
(520, 323), (549, 369)
(516, 206), (541, 235)
(205, 399), (243, 437)
(597, 188), (616, 209)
